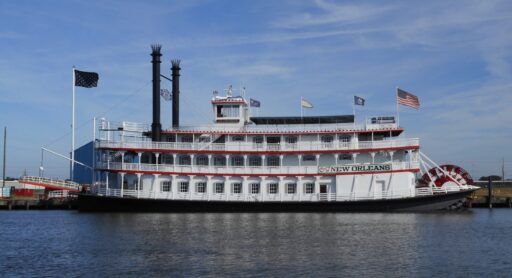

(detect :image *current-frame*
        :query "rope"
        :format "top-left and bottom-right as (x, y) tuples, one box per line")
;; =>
(43, 81), (151, 147)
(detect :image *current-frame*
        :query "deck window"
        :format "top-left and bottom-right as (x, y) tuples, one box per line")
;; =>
(302, 154), (316, 161)
(231, 155), (244, 167)
(231, 135), (245, 142)
(214, 183), (224, 194)
(250, 183), (260, 194)
(180, 135), (193, 143)
(287, 183), (297, 194)
(196, 182), (206, 193)
(196, 155), (209, 166)
(267, 155), (280, 167)
(213, 156), (226, 166)
(178, 155), (191, 165)
(285, 136), (298, 144)
(232, 183), (242, 194)
(248, 156), (262, 167)
(339, 153), (352, 161)
(252, 136), (264, 144)
(178, 181), (189, 193)
(161, 181), (171, 192)
(268, 183), (278, 194)
(162, 154), (174, 165)
(321, 135), (334, 142)
(339, 134), (351, 142)
(304, 183), (315, 194)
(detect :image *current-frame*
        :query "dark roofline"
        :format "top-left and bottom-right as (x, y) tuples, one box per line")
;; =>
(250, 115), (354, 125)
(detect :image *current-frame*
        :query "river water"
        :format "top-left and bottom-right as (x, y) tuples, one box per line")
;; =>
(0, 209), (511, 277)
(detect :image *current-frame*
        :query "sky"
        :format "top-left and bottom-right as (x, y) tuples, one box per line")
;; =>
(1, 0), (511, 180)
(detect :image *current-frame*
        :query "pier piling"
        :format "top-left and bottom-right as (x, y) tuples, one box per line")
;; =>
(487, 177), (493, 209)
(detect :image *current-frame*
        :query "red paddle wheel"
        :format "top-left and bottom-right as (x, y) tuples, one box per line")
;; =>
(418, 164), (474, 188)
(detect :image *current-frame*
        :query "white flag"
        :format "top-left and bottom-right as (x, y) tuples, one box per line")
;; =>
(301, 98), (313, 108)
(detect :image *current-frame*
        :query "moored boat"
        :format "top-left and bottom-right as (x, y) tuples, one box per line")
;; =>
(77, 45), (478, 212)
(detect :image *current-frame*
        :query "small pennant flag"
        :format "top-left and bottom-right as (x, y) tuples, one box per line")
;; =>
(74, 69), (99, 88)
(250, 98), (261, 107)
(354, 96), (365, 106)
(301, 98), (313, 108)
(397, 88), (420, 109)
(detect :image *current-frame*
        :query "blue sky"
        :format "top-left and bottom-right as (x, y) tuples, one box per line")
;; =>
(1, 0), (511, 179)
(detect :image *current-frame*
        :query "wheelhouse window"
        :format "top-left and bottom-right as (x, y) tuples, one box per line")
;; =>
(214, 183), (224, 194)
(287, 183), (297, 194)
(219, 105), (240, 118)
(304, 183), (315, 194)
(178, 181), (189, 193)
(161, 181), (171, 192)
(267, 155), (280, 167)
(178, 155), (191, 165)
(232, 183), (242, 194)
(250, 183), (260, 194)
(196, 155), (209, 166)
(268, 183), (278, 194)
(248, 155), (262, 167)
(231, 155), (244, 167)
(213, 155), (226, 166)
(196, 182), (206, 193)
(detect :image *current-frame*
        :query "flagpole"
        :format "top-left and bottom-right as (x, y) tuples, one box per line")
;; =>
(396, 87), (400, 127)
(301, 96), (304, 118)
(71, 66), (75, 181)
(352, 100), (356, 128)
(92, 117), (96, 186)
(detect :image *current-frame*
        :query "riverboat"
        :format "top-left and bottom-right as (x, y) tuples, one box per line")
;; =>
(77, 45), (478, 212)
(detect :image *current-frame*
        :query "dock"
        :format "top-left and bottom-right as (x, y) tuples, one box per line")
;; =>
(470, 181), (512, 208)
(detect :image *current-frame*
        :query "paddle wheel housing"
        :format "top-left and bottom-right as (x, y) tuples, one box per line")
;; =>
(418, 164), (474, 188)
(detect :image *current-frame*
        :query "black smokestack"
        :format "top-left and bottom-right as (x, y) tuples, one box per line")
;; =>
(171, 59), (181, 128)
(151, 44), (162, 141)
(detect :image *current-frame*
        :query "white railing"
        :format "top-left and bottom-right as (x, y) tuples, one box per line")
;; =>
(97, 161), (419, 175)
(19, 176), (81, 191)
(96, 138), (419, 153)
(92, 183), (443, 202)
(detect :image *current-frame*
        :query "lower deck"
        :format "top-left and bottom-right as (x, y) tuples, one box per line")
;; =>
(93, 171), (443, 202)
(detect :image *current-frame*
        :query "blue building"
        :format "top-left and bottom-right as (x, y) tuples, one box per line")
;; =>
(73, 141), (93, 184)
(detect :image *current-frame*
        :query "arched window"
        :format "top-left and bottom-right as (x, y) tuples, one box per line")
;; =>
(214, 182), (224, 194)
(287, 183), (297, 194)
(250, 183), (260, 194)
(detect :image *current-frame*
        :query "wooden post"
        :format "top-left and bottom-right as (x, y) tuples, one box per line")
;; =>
(487, 177), (493, 209)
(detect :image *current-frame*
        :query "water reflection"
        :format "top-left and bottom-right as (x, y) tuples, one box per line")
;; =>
(0, 210), (510, 277)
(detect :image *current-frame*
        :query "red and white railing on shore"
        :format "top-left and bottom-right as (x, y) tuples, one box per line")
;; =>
(19, 176), (81, 192)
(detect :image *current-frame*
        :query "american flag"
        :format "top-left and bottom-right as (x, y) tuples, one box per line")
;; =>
(397, 88), (419, 109)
